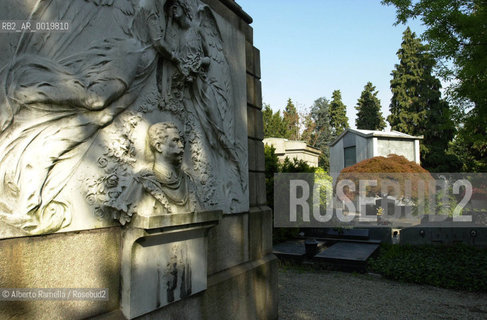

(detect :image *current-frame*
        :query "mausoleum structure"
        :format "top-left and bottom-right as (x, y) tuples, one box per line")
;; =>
(0, 0), (276, 318)
(329, 128), (422, 175)
(263, 137), (321, 167)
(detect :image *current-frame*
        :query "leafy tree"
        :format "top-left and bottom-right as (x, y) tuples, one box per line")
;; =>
(424, 107), (461, 172)
(283, 98), (300, 140)
(388, 28), (457, 171)
(263, 103), (288, 138)
(329, 90), (349, 138)
(355, 82), (386, 130)
(310, 97), (333, 169)
(382, 0), (487, 171)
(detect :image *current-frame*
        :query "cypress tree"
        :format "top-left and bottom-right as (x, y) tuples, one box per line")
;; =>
(355, 82), (386, 130)
(330, 90), (349, 138)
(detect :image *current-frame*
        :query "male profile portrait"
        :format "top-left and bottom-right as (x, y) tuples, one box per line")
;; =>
(113, 122), (201, 219)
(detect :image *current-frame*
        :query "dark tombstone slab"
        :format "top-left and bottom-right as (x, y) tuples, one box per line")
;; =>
(273, 240), (306, 257)
(316, 242), (379, 262)
(273, 239), (325, 259)
(313, 241), (380, 272)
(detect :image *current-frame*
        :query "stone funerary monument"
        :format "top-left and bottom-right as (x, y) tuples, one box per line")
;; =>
(0, 0), (276, 318)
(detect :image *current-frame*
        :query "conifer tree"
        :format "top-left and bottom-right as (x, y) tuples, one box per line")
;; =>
(283, 98), (300, 140)
(388, 27), (434, 136)
(329, 90), (349, 138)
(263, 104), (274, 137)
(355, 82), (386, 130)
(388, 27), (456, 171)
(263, 104), (289, 138)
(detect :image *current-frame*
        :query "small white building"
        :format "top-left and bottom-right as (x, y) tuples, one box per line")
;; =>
(263, 138), (321, 167)
(329, 128), (422, 174)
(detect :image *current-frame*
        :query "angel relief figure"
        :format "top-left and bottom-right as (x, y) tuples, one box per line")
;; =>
(0, 0), (186, 234)
(159, 0), (247, 211)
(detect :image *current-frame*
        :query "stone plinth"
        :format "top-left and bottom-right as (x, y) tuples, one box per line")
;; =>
(121, 211), (221, 319)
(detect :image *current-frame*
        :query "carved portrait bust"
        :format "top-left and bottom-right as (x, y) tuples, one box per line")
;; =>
(109, 122), (201, 221)
(137, 122), (201, 215)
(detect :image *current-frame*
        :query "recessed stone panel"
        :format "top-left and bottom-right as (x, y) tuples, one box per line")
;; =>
(123, 228), (208, 319)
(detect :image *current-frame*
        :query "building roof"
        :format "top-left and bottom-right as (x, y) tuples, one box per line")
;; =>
(329, 128), (423, 147)
(263, 138), (321, 155)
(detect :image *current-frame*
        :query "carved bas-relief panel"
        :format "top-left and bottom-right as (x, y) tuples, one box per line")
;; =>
(0, 0), (248, 239)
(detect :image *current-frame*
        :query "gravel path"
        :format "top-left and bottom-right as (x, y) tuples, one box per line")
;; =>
(279, 267), (487, 320)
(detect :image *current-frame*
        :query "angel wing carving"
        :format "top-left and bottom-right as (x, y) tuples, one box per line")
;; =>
(0, 0), (164, 234)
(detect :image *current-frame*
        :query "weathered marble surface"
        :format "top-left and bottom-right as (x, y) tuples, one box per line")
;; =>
(0, 0), (248, 239)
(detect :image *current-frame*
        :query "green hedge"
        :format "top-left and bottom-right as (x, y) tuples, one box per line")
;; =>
(265, 144), (317, 244)
(369, 244), (487, 292)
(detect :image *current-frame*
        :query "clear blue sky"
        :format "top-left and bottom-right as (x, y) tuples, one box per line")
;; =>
(237, 0), (425, 129)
